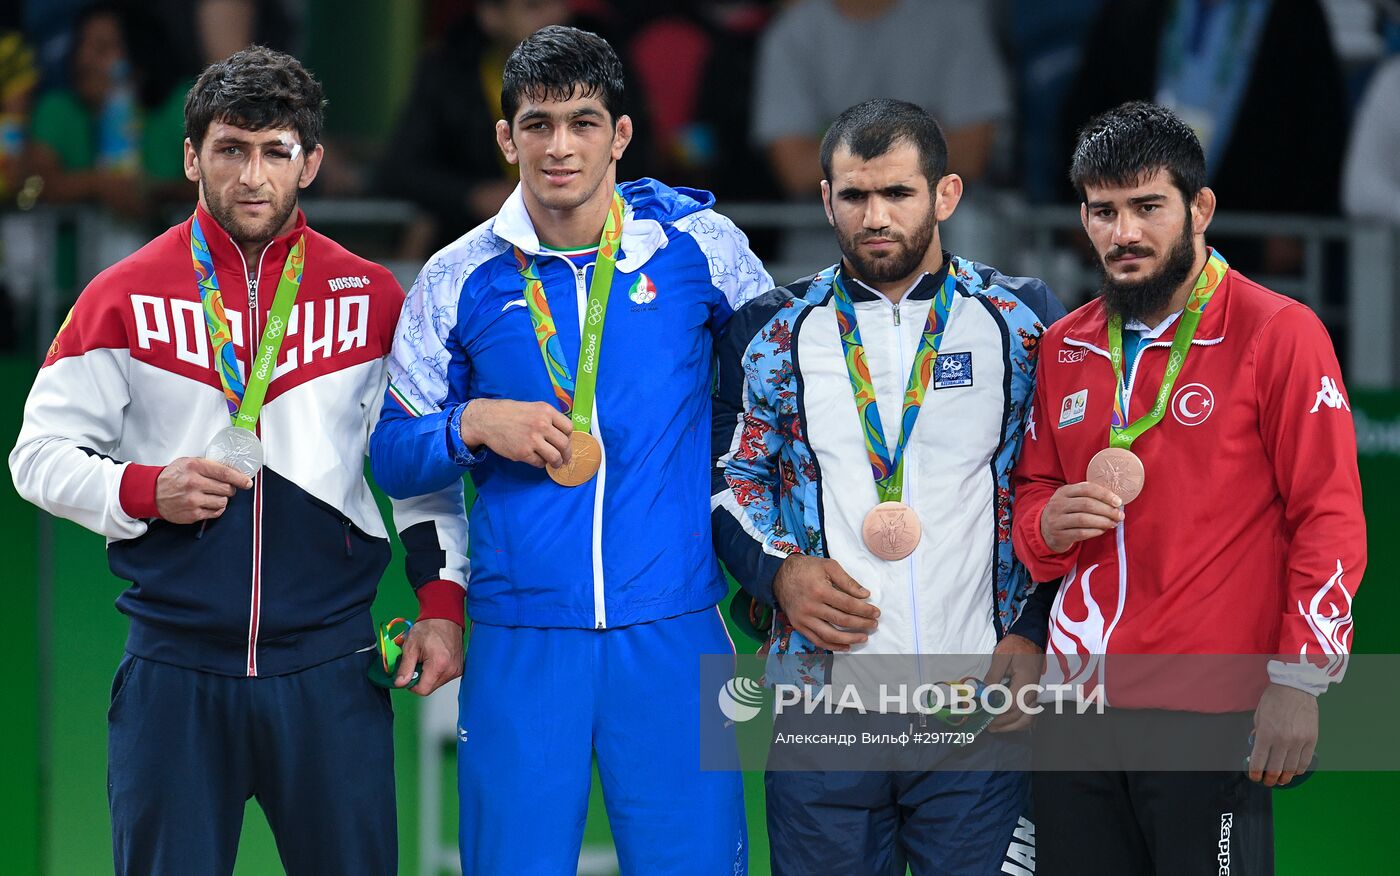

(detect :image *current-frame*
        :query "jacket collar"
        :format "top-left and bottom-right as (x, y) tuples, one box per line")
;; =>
(491, 183), (667, 274)
(838, 252), (952, 303)
(189, 201), (309, 281)
(1062, 252), (1232, 354)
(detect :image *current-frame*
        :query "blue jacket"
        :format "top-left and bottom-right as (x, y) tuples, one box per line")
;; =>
(371, 179), (772, 629)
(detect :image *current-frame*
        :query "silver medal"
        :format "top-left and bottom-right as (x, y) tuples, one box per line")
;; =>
(204, 425), (264, 477)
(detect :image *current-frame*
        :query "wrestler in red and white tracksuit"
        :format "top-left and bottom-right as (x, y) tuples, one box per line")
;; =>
(1012, 261), (1365, 709)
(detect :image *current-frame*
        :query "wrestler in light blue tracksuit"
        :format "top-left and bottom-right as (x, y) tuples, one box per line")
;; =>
(371, 178), (772, 873)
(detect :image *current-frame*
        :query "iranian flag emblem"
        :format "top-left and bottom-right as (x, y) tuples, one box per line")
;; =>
(629, 273), (657, 304)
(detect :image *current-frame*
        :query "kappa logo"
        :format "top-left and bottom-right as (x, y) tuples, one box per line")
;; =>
(629, 273), (657, 305)
(1059, 389), (1088, 428)
(1218, 812), (1233, 875)
(328, 275), (371, 292)
(933, 352), (973, 389)
(1172, 382), (1214, 426)
(1057, 347), (1088, 364)
(1309, 376), (1350, 414)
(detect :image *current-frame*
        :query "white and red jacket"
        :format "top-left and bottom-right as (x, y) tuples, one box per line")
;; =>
(9, 205), (468, 677)
(1012, 262), (1365, 709)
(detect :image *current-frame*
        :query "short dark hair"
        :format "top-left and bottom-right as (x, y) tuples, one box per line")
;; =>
(184, 46), (325, 151)
(501, 25), (626, 125)
(819, 99), (948, 185)
(1069, 101), (1206, 204)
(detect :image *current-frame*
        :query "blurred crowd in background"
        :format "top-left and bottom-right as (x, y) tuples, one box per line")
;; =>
(2, 0), (1399, 350)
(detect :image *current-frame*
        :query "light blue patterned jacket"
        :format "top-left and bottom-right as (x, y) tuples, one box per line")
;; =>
(712, 257), (1064, 683)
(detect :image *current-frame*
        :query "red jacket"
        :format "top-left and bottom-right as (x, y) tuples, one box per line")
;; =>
(1012, 265), (1364, 709)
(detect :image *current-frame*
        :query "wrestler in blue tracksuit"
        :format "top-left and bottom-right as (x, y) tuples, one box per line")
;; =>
(370, 178), (772, 874)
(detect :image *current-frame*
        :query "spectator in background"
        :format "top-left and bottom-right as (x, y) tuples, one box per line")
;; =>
(191, 0), (301, 66)
(752, 0), (1010, 198)
(23, 1), (192, 220)
(751, 0), (1010, 270)
(0, 24), (36, 352)
(1001, 0), (1103, 204)
(1058, 0), (1349, 224)
(1342, 54), (1400, 225)
(373, 0), (574, 257)
(141, 0), (302, 78)
(623, 1), (779, 202)
(0, 27), (38, 202)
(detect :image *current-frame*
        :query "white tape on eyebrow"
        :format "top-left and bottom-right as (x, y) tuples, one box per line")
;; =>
(279, 132), (302, 160)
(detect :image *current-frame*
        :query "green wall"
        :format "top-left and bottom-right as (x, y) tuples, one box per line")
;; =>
(1, 358), (41, 876)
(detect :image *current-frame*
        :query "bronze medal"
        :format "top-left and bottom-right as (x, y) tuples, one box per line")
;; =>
(861, 501), (922, 561)
(1086, 447), (1145, 504)
(547, 431), (602, 487)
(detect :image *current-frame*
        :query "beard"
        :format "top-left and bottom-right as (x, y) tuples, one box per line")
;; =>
(204, 184), (299, 251)
(1097, 217), (1197, 323)
(837, 205), (938, 286)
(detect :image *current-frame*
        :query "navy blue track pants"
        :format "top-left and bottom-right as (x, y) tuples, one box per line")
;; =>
(107, 649), (396, 876)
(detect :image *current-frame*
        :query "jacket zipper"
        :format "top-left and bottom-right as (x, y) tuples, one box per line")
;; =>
(563, 258), (609, 629)
(888, 298), (922, 668)
(234, 240), (272, 676)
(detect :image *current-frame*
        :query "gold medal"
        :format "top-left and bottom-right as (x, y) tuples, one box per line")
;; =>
(547, 432), (601, 487)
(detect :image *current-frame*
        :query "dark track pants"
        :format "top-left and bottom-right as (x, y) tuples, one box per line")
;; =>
(764, 714), (1032, 876)
(1033, 710), (1273, 876)
(108, 650), (396, 876)
(766, 767), (1032, 876)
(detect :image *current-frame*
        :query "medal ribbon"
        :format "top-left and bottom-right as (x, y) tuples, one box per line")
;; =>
(832, 266), (956, 503)
(191, 213), (306, 431)
(515, 190), (624, 433)
(1107, 249), (1228, 449)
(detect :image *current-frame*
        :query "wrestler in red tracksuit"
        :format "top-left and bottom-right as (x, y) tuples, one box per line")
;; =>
(1012, 255), (1366, 875)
